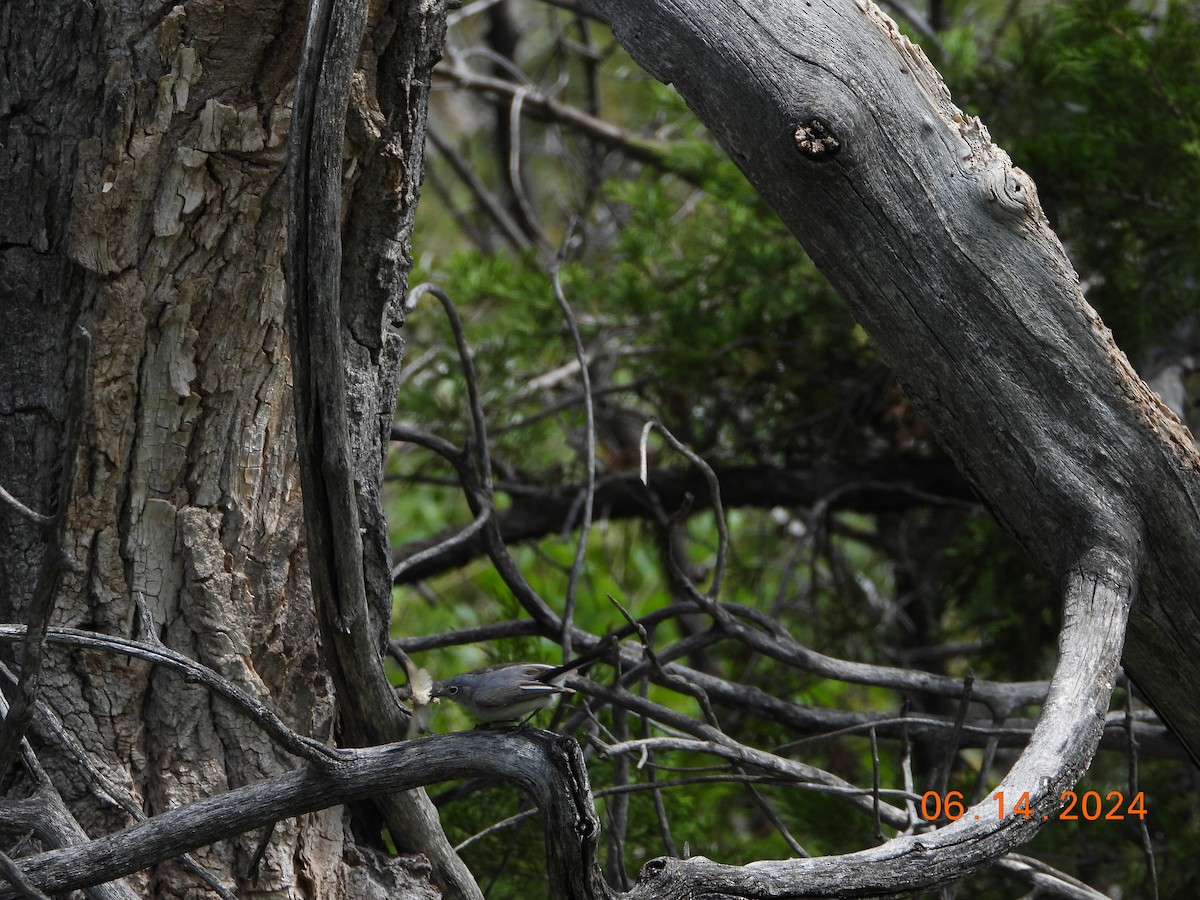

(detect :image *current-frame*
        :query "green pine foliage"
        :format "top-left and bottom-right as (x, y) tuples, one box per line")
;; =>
(967, 0), (1200, 355)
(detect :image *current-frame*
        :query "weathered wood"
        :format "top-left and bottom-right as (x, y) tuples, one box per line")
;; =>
(0, 731), (605, 900)
(596, 0), (1200, 759)
(589, 0), (1199, 893)
(0, 0), (454, 895)
(1, 0), (345, 894)
(620, 557), (1133, 897)
(285, 1), (481, 897)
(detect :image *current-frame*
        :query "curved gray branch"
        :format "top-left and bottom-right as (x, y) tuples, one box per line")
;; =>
(593, 0), (1200, 762)
(285, 2), (479, 897)
(621, 552), (1135, 897)
(0, 731), (605, 900)
(583, 0), (1185, 892)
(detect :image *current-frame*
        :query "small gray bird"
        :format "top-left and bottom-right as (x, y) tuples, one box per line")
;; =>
(432, 662), (576, 724)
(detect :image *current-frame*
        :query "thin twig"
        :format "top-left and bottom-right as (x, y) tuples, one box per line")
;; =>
(0, 486), (52, 526)
(934, 671), (975, 804)
(606, 594), (720, 728)
(643, 726), (678, 858)
(898, 699), (918, 833)
(606, 688), (631, 889)
(446, 0), (506, 28)
(638, 418), (729, 603)
(506, 86), (551, 258)
(1125, 682), (1158, 899)
(389, 422), (466, 464)
(0, 663), (226, 900)
(870, 726), (884, 843)
(970, 714), (1003, 807)
(427, 126), (533, 253)
(435, 62), (669, 169)
(404, 286), (565, 636)
(551, 260), (596, 661)
(0, 852), (50, 900)
(577, 685), (911, 827)
(391, 510), (492, 581)
(742, 780), (808, 857)
(407, 284), (494, 496)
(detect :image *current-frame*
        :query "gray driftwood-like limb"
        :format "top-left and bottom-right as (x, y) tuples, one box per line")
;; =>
(0, 852), (49, 900)
(594, 0), (1200, 757)
(582, 0), (1175, 891)
(0, 731), (607, 900)
(0, 788), (138, 900)
(0, 663), (229, 900)
(285, 1), (479, 898)
(619, 557), (1133, 897)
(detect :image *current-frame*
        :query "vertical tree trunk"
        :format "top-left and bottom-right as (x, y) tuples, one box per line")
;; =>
(1, 1), (444, 895)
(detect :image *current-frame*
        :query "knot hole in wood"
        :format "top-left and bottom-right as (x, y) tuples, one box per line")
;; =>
(793, 117), (841, 160)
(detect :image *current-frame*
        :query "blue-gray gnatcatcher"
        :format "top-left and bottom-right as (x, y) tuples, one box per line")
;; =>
(432, 662), (577, 724)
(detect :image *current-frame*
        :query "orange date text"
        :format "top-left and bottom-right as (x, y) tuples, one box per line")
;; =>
(919, 789), (1146, 822)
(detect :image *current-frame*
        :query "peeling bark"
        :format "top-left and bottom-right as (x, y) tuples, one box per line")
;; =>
(1, 0), (448, 895)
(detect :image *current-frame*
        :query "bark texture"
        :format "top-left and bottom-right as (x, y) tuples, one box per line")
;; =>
(285, 0), (479, 896)
(0, 0), (445, 896)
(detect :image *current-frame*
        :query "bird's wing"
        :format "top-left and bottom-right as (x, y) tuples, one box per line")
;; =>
(472, 670), (570, 709)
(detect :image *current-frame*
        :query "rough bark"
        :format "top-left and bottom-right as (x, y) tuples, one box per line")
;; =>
(5, 0), (1196, 896)
(285, 0), (481, 897)
(0, 0), (448, 896)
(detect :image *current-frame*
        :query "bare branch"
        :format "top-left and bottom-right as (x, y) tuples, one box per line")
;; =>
(551, 263), (597, 661)
(614, 552), (1135, 897)
(427, 126), (535, 253)
(0, 852), (50, 900)
(0, 731), (607, 900)
(434, 62), (672, 169)
(287, 2), (477, 892)
(391, 510), (493, 582)
(574, 681), (912, 828)
(0, 487), (51, 527)
(390, 459), (976, 583)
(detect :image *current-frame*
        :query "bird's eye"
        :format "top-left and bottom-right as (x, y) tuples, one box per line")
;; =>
(447, 685), (459, 695)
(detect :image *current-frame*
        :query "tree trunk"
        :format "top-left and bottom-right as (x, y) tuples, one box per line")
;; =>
(0, 0), (446, 896)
